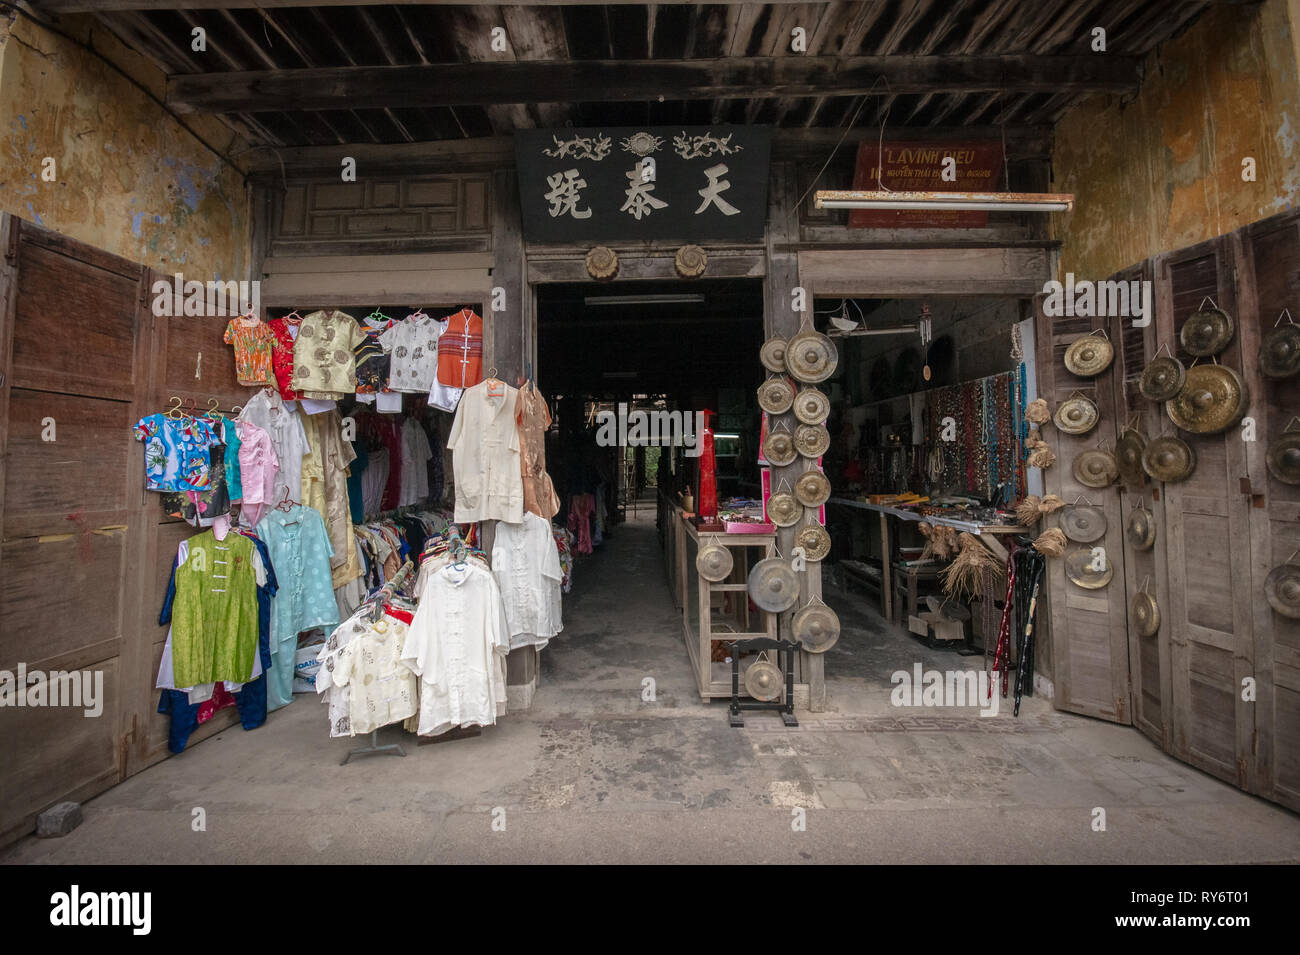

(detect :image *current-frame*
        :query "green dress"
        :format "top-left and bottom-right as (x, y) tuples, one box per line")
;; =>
(171, 529), (260, 686)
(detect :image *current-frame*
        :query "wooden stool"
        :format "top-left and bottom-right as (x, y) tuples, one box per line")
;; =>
(892, 562), (945, 627)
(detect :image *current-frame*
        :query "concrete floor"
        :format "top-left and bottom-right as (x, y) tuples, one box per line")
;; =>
(5, 496), (1298, 864)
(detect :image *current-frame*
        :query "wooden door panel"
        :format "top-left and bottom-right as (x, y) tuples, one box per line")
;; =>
(10, 239), (140, 400)
(161, 313), (250, 411)
(2, 389), (134, 539)
(1034, 296), (1131, 723)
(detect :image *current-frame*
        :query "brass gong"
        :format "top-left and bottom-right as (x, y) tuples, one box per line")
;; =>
(1165, 363), (1248, 435)
(1132, 591), (1160, 637)
(757, 376), (795, 415)
(1260, 323), (1300, 379)
(760, 337), (788, 374)
(795, 521), (831, 562)
(794, 469), (831, 508)
(766, 488), (801, 527)
(1073, 448), (1119, 488)
(695, 539), (734, 582)
(1266, 431), (1300, 485)
(1126, 504), (1156, 551)
(1141, 435), (1196, 483)
(1054, 395), (1100, 435)
(764, 428), (798, 467)
(747, 557), (800, 613)
(1062, 504), (1107, 543)
(793, 387), (830, 425)
(792, 599), (840, 653)
(1115, 427), (1147, 486)
(1265, 564), (1300, 618)
(785, 328), (839, 383)
(1064, 333), (1114, 377)
(794, 423), (831, 458)
(1065, 548), (1114, 589)
(1139, 355), (1186, 401)
(1180, 305), (1234, 357)
(744, 653), (784, 701)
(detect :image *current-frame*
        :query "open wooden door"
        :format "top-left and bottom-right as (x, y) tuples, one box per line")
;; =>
(1233, 209), (1300, 812)
(1153, 236), (1258, 790)
(0, 217), (152, 843)
(1034, 294), (1131, 722)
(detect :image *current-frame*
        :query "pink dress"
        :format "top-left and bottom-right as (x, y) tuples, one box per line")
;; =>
(237, 421), (280, 527)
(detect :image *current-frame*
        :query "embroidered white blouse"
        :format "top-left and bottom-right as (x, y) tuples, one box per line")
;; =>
(492, 513), (563, 650)
(328, 614), (419, 735)
(446, 380), (524, 524)
(401, 561), (510, 737)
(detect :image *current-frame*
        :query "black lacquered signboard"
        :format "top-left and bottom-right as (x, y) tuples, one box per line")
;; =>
(514, 126), (771, 243)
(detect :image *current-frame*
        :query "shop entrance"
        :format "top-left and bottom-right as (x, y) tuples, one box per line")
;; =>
(532, 278), (765, 698)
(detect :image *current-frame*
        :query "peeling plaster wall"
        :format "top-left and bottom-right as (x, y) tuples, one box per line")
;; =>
(0, 13), (249, 280)
(1053, 0), (1300, 279)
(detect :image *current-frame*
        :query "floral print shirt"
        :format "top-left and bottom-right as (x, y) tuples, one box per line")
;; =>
(133, 413), (221, 492)
(267, 316), (304, 401)
(222, 316), (275, 386)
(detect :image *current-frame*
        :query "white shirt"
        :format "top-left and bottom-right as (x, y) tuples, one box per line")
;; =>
(379, 316), (445, 393)
(239, 390), (310, 514)
(492, 513), (563, 649)
(402, 561), (510, 737)
(399, 418), (433, 506)
(446, 381), (523, 524)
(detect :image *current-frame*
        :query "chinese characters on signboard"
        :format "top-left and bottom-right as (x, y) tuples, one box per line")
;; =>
(849, 141), (1004, 228)
(514, 126), (772, 243)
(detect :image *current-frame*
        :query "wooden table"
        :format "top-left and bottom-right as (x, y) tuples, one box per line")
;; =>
(827, 496), (1026, 620)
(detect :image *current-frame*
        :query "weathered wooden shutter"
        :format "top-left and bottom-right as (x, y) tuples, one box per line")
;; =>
(1112, 260), (1173, 748)
(1233, 209), (1300, 812)
(1033, 294), (1130, 722)
(1153, 236), (1257, 790)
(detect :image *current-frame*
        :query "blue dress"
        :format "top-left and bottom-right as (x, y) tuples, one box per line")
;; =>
(256, 505), (339, 711)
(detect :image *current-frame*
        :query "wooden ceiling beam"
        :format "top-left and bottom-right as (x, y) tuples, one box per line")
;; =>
(167, 53), (1143, 113)
(39, 0), (1263, 9)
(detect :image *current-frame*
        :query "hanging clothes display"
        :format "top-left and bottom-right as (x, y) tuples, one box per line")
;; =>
(236, 420), (279, 527)
(323, 605), (419, 736)
(402, 555), (510, 737)
(293, 309), (366, 399)
(430, 307), (484, 411)
(491, 512), (564, 650)
(300, 409), (363, 588)
(447, 378), (524, 524)
(399, 415), (433, 506)
(380, 311), (445, 394)
(223, 312), (275, 387)
(266, 312), (305, 401)
(168, 526), (261, 687)
(516, 380), (561, 520)
(239, 388), (310, 522)
(133, 412), (221, 492)
(256, 504), (339, 711)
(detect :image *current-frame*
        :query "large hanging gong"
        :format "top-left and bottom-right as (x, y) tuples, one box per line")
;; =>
(757, 376), (795, 415)
(747, 557), (800, 613)
(786, 328), (838, 383)
(1062, 504), (1107, 543)
(744, 653), (784, 701)
(766, 487), (801, 527)
(1260, 322), (1300, 379)
(794, 469), (831, 508)
(760, 337), (788, 374)
(1064, 333), (1114, 377)
(1132, 591), (1161, 637)
(1139, 355), (1187, 401)
(1180, 305), (1235, 356)
(1054, 395), (1100, 435)
(1065, 548), (1114, 589)
(1265, 563), (1300, 618)
(763, 427), (798, 467)
(695, 538), (734, 582)
(1073, 448), (1118, 488)
(1141, 434), (1196, 483)
(1126, 504), (1156, 551)
(793, 387), (830, 425)
(795, 521), (831, 562)
(1266, 430), (1300, 485)
(1115, 427), (1147, 486)
(794, 423), (831, 458)
(792, 599), (840, 653)
(1165, 363), (1248, 435)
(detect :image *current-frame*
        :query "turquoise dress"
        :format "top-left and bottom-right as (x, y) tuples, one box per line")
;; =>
(256, 505), (338, 711)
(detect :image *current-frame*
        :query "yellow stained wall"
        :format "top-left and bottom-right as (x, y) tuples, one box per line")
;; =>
(1053, 0), (1300, 279)
(0, 13), (249, 280)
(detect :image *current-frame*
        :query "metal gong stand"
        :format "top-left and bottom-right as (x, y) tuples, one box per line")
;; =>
(728, 637), (802, 728)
